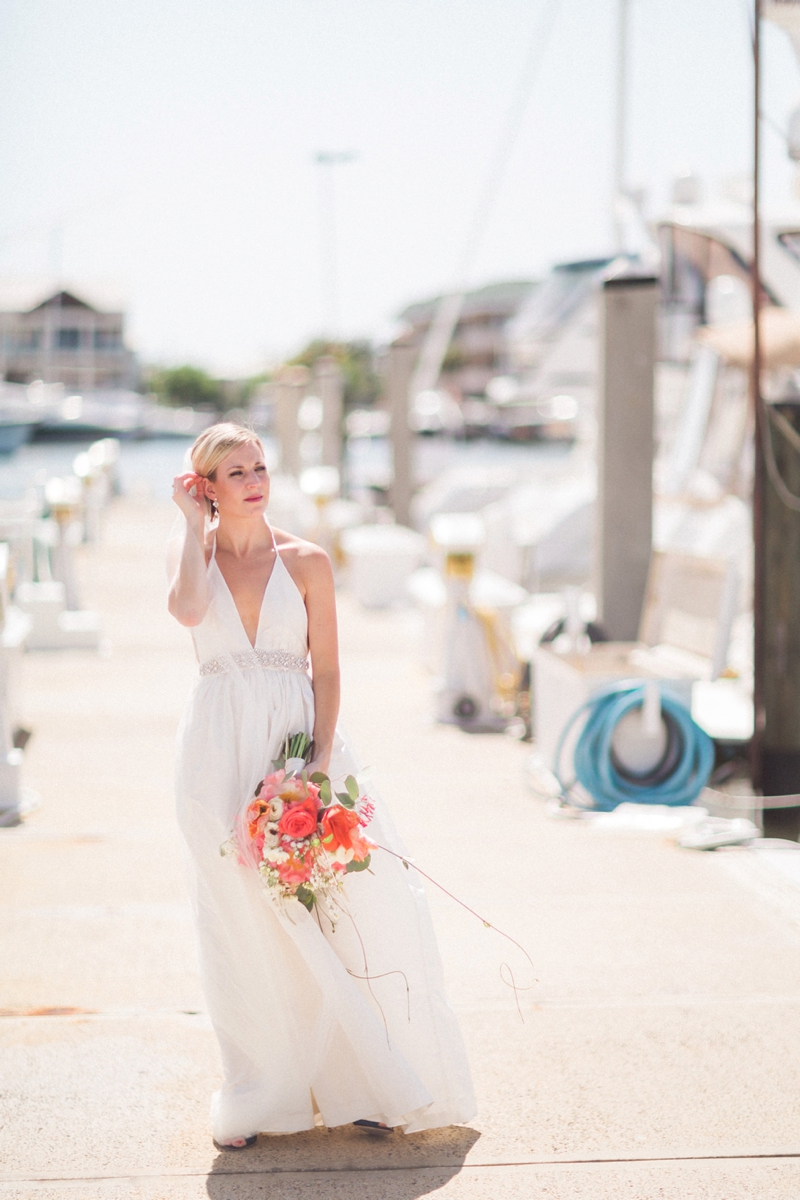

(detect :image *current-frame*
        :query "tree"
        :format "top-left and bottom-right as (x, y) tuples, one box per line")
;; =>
(150, 365), (225, 411)
(287, 340), (380, 410)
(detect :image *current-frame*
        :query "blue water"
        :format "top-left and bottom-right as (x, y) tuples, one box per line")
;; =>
(0, 434), (570, 502)
(0, 438), (196, 502)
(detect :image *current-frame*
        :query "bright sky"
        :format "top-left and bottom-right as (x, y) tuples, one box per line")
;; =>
(1, 0), (799, 376)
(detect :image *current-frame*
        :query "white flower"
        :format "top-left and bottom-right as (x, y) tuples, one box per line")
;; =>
(267, 798), (284, 821)
(264, 847), (289, 865)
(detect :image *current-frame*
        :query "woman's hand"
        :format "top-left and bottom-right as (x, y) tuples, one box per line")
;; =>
(172, 472), (207, 533)
(306, 751), (332, 777)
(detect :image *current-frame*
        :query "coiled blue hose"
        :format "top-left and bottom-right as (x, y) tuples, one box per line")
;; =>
(553, 680), (715, 811)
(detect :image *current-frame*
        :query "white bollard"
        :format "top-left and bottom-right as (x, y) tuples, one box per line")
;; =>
(45, 476), (83, 610)
(15, 477), (102, 650)
(429, 513), (514, 731)
(73, 438), (120, 543)
(0, 542), (33, 826)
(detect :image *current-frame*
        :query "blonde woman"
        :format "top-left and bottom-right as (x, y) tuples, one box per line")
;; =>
(169, 423), (475, 1150)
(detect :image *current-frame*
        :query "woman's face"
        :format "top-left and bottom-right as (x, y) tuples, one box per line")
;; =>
(204, 441), (270, 519)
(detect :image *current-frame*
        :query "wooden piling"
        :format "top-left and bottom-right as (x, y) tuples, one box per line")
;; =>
(595, 274), (658, 641)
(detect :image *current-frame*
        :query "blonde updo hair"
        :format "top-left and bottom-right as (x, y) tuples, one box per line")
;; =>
(190, 422), (265, 520)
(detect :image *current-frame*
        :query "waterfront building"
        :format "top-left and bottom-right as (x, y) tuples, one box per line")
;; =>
(0, 288), (138, 390)
(398, 280), (536, 399)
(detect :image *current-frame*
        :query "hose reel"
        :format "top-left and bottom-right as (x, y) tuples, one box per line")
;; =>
(554, 680), (715, 811)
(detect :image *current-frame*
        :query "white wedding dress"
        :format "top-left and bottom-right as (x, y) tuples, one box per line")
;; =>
(174, 525), (476, 1144)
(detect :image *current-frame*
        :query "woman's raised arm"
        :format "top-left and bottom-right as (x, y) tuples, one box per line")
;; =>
(168, 472), (212, 627)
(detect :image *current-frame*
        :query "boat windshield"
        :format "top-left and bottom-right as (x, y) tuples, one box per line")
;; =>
(778, 230), (800, 265)
(658, 224), (765, 321)
(658, 223), (775, 358)
(510, 259), (612, 346)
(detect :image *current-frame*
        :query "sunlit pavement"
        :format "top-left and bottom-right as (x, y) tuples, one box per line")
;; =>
(2, 499), (800, 1199)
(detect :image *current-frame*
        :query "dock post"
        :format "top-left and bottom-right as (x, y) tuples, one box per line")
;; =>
(315, 355), (343, 470)
(386, 342), (417, 526)
(274, 365), (307, 477)
(754, 401), (800, 832)
(595, 274), (658, 640)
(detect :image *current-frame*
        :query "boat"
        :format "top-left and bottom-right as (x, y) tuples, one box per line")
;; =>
(31, 389), (148, 440)
(0, 384), (38, 454)
(31, 389), (215, 441)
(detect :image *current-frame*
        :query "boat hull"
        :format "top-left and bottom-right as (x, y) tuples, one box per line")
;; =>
(0, 423), (35, 454)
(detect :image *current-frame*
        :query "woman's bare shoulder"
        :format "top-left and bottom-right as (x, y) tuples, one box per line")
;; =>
(272, 528), (331, 575)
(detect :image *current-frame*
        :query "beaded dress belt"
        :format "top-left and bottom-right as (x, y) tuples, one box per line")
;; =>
(200, 649), (309, 677)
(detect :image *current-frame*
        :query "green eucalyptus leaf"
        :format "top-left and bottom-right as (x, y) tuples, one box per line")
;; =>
(309, 772), (328, 784)
(335, 792), (355, 809)
(320, 779), (332, 805)
(345, 854), (371, 873)
(345, 775), (359, 801)
(295, 886), (315, 912)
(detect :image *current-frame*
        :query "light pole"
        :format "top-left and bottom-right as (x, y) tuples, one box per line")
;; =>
(42, 223), (64, 385)
(612, 0), (630, 253)
(313, 151), (357, 340)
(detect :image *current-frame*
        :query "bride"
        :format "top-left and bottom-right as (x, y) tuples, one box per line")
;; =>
(169, 423), (476, 1149)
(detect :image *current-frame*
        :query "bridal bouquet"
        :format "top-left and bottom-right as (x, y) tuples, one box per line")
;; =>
(223, 732), (375, 915)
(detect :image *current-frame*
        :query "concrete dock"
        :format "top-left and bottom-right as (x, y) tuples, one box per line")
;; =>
(3, 498), (800, 1198)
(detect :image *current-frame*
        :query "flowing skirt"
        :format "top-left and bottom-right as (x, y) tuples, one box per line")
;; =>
(175, 667), (476, 1142)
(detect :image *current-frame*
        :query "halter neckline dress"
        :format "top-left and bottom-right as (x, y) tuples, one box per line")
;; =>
(174, 521), (476, 1143)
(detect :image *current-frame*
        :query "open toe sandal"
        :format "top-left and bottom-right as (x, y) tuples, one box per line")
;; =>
(214, 1134), (258, 1150)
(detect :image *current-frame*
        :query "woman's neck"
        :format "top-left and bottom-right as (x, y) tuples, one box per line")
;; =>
(214, 512), (272, 558)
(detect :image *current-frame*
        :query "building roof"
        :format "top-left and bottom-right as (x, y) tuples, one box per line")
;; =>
(28, 290), (96, 313)
(0, 279), (127, 315)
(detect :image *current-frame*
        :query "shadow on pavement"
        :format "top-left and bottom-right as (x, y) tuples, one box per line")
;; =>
(206, 1125), (481, 1198)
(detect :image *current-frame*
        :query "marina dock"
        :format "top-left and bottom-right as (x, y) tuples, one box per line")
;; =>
(2, 498), (800, 1198)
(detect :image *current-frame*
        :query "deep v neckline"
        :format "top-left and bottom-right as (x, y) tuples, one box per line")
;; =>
(210, 527), (281, 651)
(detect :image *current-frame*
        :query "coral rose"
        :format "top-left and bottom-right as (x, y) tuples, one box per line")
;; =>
(320, 805), (359, 851)
(320, 806), (372, 861)
(278, 798), (318, 841)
